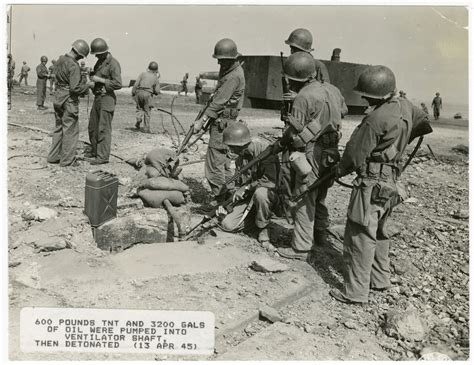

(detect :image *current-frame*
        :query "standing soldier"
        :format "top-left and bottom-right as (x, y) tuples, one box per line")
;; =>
(79, 60), (90, 99)
(276, 52), (346, 260)
(36, 56), (49, 110)
(178, 72), (189, 96)
(420, 102), (429, 115)
(86, 37), (122, 165)
(329, 66), (430, 304)
(47, 40), (91, 167)
(195, 75), (203, 104)
(431, 92), (442, 120)
(7, 53), (15, 110)
(18, 61), (30, 86)
(49, 59), (57, 93)
(193, 38), (245, 204)
(216, 123), (279, 243)
(132, 61), (160, 133)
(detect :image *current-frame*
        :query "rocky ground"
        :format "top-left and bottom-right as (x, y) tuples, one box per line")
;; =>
(7, 85), (469, 360)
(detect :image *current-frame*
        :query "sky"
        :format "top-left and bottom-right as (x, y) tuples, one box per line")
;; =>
(8, 4), (469, 105)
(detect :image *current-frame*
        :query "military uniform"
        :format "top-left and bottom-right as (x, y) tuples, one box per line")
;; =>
(336, 97), (428, 302)
(179, 74), (188, 95)
(314, 59), (330, 83)
(88, 53), (122, 162)
(36, 63), (49, 107)
(48, 63), (56, 92)
(132, 70), (160, 133)
(8, 57), (15, 109)
(431, 95), (442, 120)
(203, 61), (245, 198)
(19, 64), (30, 85)
(220, 139), (279, 232)
(289, 79), (346, 252)
(195, 78), (203, 104)
(47, 54), (89, 166)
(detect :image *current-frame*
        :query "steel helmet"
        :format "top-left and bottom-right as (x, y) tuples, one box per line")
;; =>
(148, 61), (159, 71)
(284, 52), (316, 82)
(51, 59), (56, 64)
(223, 122), (251, 146)
(90, 38), (109, 55)
(436, 92), (440, 96)
(212, 38), (240, 59)
(353, 65), (396, 99)
(40, 56), (48, 63)
(285, 28), (314, 53)
(72, 39), (90, 58)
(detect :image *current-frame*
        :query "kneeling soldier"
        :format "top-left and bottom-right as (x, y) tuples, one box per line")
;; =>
(216, 122), (279, 244)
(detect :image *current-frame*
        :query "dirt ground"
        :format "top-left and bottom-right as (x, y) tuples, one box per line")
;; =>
(7, 86), (469, 360)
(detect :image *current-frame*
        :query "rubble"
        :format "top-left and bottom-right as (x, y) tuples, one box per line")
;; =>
(32, 236), (68, 252)
(250, 258), (289, 273)
(22, 206), (57, 221)
(259, 305), (283, 323)
(384, 305), (427, 342)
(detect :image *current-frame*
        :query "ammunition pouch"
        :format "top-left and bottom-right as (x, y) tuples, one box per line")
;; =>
(371, 180), (406, 210)
(221, 108), (239, 120)
(291, 119), (322, 150)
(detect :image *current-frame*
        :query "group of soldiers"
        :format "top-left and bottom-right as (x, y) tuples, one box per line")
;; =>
(8, 27), (431, 305)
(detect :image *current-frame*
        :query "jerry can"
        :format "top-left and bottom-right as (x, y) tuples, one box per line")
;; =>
(84, 170), (118, 227)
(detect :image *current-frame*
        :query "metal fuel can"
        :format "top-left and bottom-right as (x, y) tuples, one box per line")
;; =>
(84, 170), (118, 227)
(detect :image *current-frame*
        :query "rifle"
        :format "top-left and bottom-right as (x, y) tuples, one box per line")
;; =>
(291, 171), (336, 203)
(280, 52), (293, 122)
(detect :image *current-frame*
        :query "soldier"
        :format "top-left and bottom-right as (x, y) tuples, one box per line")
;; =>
(47, 40), (91, 167)
(86, 37), (122, 165)
(398, 90), (406, 99)
(431, 92), (442, 120)
(285, 28), (330, 83)
(276, 52), (346, 260)
(79, 60), (90, 98)
(193, 38), (245, 203)
(420, 102), (429, 115)
(18, 61), (30, 86)
(216, 123), (279, 243)
(49, 59), (57, 93)
(132, 61), (160, 133)
(328, 66), (429, 304)
(178, 72), (189, 96)
(7, 53), (15, 110)
(36, 56), (49, 110)
(195, 75), (203, 104)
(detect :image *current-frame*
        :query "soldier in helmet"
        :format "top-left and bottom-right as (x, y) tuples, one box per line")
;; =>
(47, 40), (92, 167)
(36, 55), (49, 110)
(215, 122), (280, 244)
(19, 61), (30, 86)
(329, 66), (429, 304)
(178, 72), (189, 96)
(276, 52), (346, 261)
(7, 53), (15, 110)
(195, 75), (203, 104)
(431, 92), (442, 120)
(193, 38), (246, 204)
(85, 37), (122, 165)
(48, 59), (57, 93)
(132, 61), (161, 133)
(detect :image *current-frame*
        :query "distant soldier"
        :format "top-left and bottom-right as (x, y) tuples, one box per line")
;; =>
(195, 75), (203, 104)
(19, 61), (30, 86)
(431, 92), (442, 120)
(285, 28), (330, 83)
(420, 102), (429, 115)
(329, 66), (429, 304)
(7, 53), (15, 110)
(399, 90), (406, 99)
(86, 37), (122, 165)
(47, 40), (91, 167)
(193, 38), (245, 204)
(79, 60), (90, 98)
(132, 61), (160, 133)
(178, 72), (189, 96)
(48, 59), (57, 93)
(36, 56), (49, 110)
(216, 123), (279, 244)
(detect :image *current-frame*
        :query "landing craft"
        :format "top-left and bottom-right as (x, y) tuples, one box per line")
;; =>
(200, 48), (371, 115)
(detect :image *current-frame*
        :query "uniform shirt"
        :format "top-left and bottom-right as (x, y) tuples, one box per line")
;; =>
(338, 97), (428, 177)
(48, 64), (56, 75)
(290, 79), (346, 138)
(53, 54), (89, 105)
(91, 53), (122, 111)
(314, 59), (330, 83)
(36, 63), (48, 79)
(132, 71), (160, 95)
(431, 96), (442, 108)
(236, 139), (279, 190)
(204, 62), (245, 119)
(21, 64), (30, 75)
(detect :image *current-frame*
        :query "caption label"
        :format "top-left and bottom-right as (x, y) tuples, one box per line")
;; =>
(20, 307), (215, 355)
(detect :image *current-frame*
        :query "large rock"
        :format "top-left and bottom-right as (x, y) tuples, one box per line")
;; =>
(32, 236), (68, 252)
(259, 305), (283, 323)
(384, 305), (427, 341)
(22, 206), (57, 221)
(250, 257), (289, 273)
(94, 211), (168, 252)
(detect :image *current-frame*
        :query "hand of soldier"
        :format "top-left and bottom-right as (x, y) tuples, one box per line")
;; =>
(282, 90), (297, 102)
(91, 75), (105, 83)
(216, 206), (228, 218)
(193, 119), (204, 133)
(233, 186), (248, 203)
(87, 81), (95, 88)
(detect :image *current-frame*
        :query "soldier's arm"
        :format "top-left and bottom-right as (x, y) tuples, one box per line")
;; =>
(337, 120), (379, 177)
(289, 96), (310, 131)
(132, 73), (141, 95)
(69, 63), (89, 96)
(153, 76), (160, 95)
(204, 77), (239, 119)
(104, 60), (122, 91)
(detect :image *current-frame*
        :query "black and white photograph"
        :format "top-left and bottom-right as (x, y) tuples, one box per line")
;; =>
(4, 2), (470, 362)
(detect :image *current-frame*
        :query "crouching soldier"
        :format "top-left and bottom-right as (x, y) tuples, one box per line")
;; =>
(216, 122), (279, 244)
(329, 65), (430, 304)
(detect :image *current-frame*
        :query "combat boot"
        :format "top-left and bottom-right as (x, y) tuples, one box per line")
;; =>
(258, 227), (269, 243)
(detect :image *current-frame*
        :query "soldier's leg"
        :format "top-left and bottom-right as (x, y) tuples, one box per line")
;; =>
(292, 174), (317, 252)
(135, 94), (144, 128)
(143, 94), (151, 133)
(220, 201), (251, 232)
(59, 100), (80, 166)
(87, 99), (100, 156)
(205, 147), (228, 199)
(47, 103), (64, 163)
(25, 76), (28, 86)
(370, 214), (391, 290)
(253, 187), (273, 229)
(96, 109), (114, 162)
(36, 80), (42, 107)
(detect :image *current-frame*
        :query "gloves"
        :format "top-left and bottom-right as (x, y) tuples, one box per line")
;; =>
(193, 118), (204, 133)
